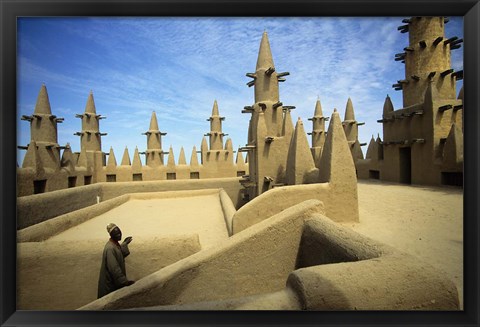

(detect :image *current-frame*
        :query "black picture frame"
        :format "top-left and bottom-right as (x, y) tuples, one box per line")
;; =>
(1, 0), (479, 326)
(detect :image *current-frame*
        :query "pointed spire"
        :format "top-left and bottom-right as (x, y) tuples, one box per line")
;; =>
(286, 118), (316, 185)
(132, 146), (142, 171)
(383, 95), (394, 116)
(318, 110), (357, 185)
(34, 84), (52, 115)
(236, 148), (246, 167)
(352, 139), (364, 160)
(344, 98), (355, 121)
(424, 80), (438, 105)
(365, 135), (377, 160)
(225, 138), (233, 151)
(443, 123), (463, 165)
(256, 31), (275, 70)
(149, 111), (159, 131)
(201, 136), (208, 153)
(314, 99), (323, 117)
(60, 143), (75, 171)
(211, 100), (219, 116)
(121, 147), (131, 166)
(84, 91), (97, 114)
(457, 85), (464, 101)
(282, 109), (294, 137)
(76, 147), (88, 168)
(107, 147), (117, 167)
(22, 140), (42, 171)
(178, 147), (187, 165)
(167, 146), (175, 167)
(190, 146), (199, 167)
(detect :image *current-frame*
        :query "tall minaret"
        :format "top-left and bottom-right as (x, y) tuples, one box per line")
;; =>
(75, 91), (105, 152)
(241, 32), (293, 197)
(21, 83), (64, 170)
(206, 100), (225, 150)
(342, 98), (364, 153)
(308, 98), (328, 167)
(395, 17), (460, 107)
(143, 111), (166, 167)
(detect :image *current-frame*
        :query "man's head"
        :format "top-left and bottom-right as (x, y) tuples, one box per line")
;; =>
(106, 223), (122, 241)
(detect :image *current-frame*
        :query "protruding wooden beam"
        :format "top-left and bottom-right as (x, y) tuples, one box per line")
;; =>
(419, 40), (427, 48)
(277, 77), (286, 82)
(247, 80), (255, 87)
(404, 46), (414, 52)
(428, 71), (436, 79)
(433, 36), (444, 46)
(397, 25), (409, 33)
(453, 104), (463, 111)
(438, 104), (453, 112)
(277, 72), (290, 77)
(246, 73), (256, 78)
(272, 101), (283, 109)
(411, 75), (420, 81)
(444, 36), (458, 45)
(402, 18), (411, 24)
(440, 69), (454, 77)
(282, 106), (296, 111)
(265, 136), (275, 143)
(239, 145), (256, 151)
(452, 70), (463, 80)
(265, 67), (275, 76)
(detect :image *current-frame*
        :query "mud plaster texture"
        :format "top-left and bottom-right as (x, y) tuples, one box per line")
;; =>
(344, 180), (463, 309)
(17, 193), (229, 310)
(17, 181), (462, 310)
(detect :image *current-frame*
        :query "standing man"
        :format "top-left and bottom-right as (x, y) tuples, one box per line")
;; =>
(97, 223), (135, 298)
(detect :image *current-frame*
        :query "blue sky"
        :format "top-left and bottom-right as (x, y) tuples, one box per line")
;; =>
(17, 17), (463, 165)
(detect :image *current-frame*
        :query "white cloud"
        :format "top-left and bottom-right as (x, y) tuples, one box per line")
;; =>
(17, 17), (463, 165)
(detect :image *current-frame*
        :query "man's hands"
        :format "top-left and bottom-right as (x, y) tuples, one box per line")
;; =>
(123, 236), (133, 244)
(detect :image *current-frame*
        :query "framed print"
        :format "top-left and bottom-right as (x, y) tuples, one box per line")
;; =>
(1, 0), (479, 326)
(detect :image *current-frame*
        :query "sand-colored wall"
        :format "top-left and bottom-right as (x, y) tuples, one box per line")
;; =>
(81, 201), (458, 311)
(17, 178), (245, 230)
(232, 178), (359, 234)
(18, 194), (129, 242)
(99, 178), (244, 206)
(19, 188), (231, 242)
(144, 212), (458, 311)
(17, 236), (201, 310)
(17, 183), (102, 229)
(79, 200), (323, 310)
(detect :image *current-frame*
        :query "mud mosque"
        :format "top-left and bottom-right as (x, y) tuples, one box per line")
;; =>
(17, 17), (463, 310)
